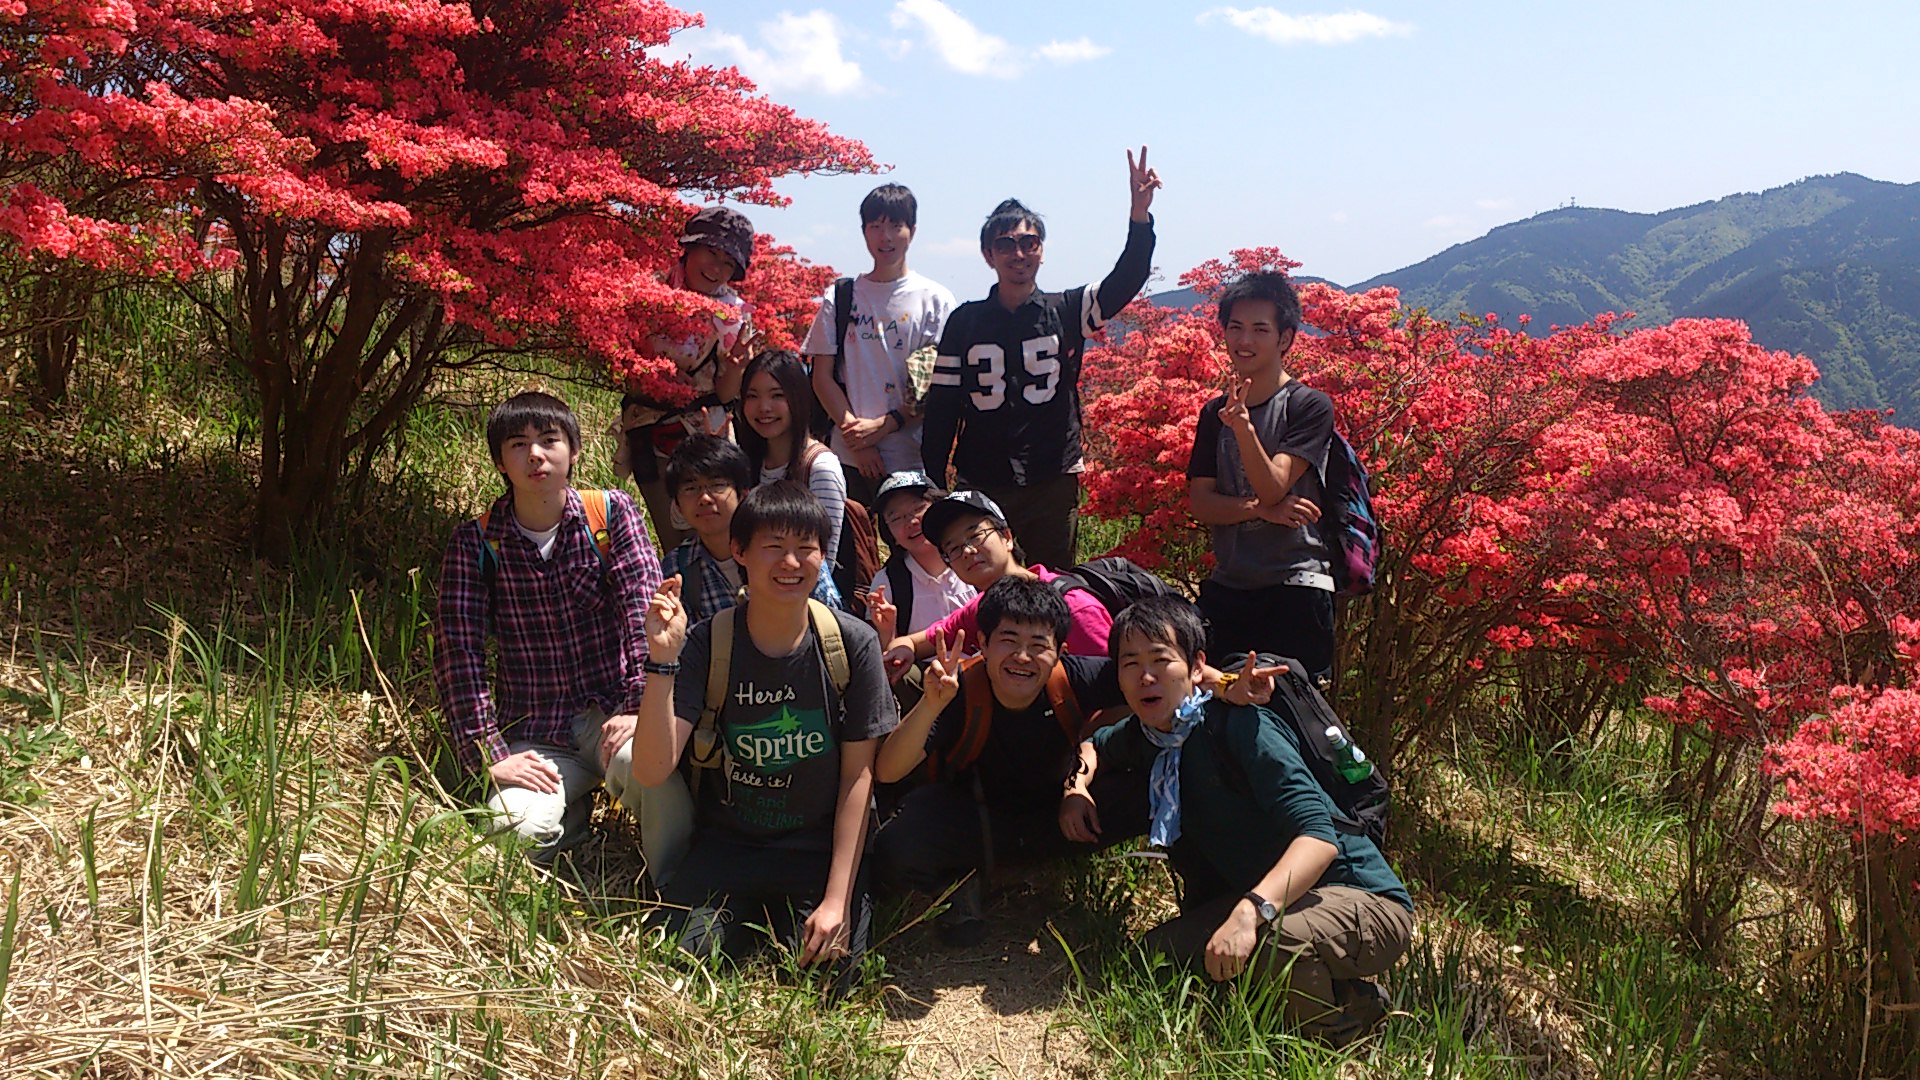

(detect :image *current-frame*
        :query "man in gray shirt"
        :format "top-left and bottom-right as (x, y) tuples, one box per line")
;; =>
(1186, 272), (1337, 679)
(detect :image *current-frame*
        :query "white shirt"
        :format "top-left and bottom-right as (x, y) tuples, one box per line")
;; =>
(514, 518), (562, 561)
(802, 270), (956, 472)
(868, 555), (976, 636)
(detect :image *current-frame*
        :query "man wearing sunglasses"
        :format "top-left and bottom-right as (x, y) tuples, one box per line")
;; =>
(920, 148), (1162, 570)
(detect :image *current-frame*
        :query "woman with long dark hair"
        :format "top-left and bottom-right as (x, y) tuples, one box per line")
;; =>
(735, 350), (847, 563)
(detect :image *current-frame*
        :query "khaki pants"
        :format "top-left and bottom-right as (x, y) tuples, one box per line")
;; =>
(1144, 884), (1413, 1041)
(486, 708), (643, 856)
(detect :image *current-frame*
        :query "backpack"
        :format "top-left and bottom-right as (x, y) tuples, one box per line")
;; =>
(796, 441), (883, 618)
(1211, 651), (1390, 845)
(919, 655), (1085, 782)
(1280, 386), (1380, 598)
(1048, 556), (1178, 619)
(686, 599), (852, 801)
(807, 276), (857, 442)
(476, 489), (613, 582)
(884, 556), (916, 632)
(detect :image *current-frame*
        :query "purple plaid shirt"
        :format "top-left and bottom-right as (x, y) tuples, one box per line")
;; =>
(433, 488), (663, 774)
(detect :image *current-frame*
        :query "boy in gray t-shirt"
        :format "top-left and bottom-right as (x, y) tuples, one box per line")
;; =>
(631, 482), (897, 979)
(1186, 272), (1338, 679)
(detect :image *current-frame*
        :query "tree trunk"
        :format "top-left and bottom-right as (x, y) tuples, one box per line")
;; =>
(26, 277), (89, 404)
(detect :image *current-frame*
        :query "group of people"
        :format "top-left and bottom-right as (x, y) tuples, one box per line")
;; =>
(432, 149), (1412, 1045)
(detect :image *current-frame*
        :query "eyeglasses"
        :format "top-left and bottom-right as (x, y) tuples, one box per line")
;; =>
(679, 480), (736, 500)
(989, 234), (1043, 257)
(883, 500), (931, 531)
(941, 522), (1002, 563)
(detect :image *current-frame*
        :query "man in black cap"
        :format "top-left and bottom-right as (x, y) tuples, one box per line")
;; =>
(616, 205), (762, 547)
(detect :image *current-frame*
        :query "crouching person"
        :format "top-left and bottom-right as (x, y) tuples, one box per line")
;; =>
(433, 392), (664, 861)
(629, 482), (899, 979)
(1073, 596), (1412, 1045)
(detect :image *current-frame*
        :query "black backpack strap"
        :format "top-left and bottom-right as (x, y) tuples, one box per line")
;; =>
(832, 276), (854, 387)
(886, 557), (915, 632)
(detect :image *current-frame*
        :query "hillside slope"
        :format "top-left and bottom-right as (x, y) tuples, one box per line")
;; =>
(1352, 173), (1920, 419)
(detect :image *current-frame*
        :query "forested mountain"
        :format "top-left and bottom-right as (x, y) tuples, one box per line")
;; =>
(1351, 173), (1920, 420)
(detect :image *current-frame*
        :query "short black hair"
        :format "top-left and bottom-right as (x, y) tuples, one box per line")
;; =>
(735, 350), (816, 481)
(487, 391), (579, 470)
(730, 480), (831, 552)
(665, 434), (751, 498)
(1108, 595), (1208, 666)
(979, 198), (1044, 250)
(861, 184), (917, 229)
(977, 576), (1070, 649)
(1216, 271), (1301, 335)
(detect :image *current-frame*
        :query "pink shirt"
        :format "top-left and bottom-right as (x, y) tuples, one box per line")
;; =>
(925, 565), (1113, 657)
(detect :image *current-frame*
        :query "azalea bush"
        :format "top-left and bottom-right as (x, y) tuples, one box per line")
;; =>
(1083, 249), (1920, 1063)
(0, 0), (869, 553)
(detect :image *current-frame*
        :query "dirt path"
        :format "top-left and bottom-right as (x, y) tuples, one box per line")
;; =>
(879, 876), (1091, 1079)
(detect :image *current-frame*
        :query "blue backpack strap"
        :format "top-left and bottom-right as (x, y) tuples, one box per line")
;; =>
(476, 507), (502, 584)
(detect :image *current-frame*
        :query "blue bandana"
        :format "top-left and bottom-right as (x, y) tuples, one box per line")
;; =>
(1142, 690), (1212, 847)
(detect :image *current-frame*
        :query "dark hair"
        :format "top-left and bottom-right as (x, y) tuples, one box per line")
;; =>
(735, 351), (818, 481)
(977, 576), (1070, 649)
(730, 480), (831, 552)
(861, 184), (917, 230)
(1216, 271), (1302, 335)
(1107, 595), (1208, 665)
(486, 391), (579, 474)
(665, 434), (752, 498)
(979, 198), (1045, 250)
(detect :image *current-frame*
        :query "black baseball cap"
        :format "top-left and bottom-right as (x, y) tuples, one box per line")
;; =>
(920, 490), (1009, 551)
(678, 206), (754, 281)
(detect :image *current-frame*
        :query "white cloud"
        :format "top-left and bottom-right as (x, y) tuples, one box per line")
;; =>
(1199, 7), (1412, 46)
(689, 10), (869, 96)
(891, 0), (1016, 76)
(1037, 37), (1112, 64)
(888, 1), (1111, 76)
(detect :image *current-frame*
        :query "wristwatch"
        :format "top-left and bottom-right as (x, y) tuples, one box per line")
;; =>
(1243, 890), (1279, 924)
(885, 408), (908, 433)
(642, 659), (681, 676)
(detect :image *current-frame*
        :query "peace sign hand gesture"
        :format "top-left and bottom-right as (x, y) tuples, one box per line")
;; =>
(1127, 145), (1161, 221)
(646, 575), (689, 663)
(1220, 652), (1288, 707)
(868, 584), (898, 645)
(924, 628), (965, 708)
(1221, 375), (1253, 433)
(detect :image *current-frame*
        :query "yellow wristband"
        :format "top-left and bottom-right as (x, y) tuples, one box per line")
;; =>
(1215, 672), (1240, 696)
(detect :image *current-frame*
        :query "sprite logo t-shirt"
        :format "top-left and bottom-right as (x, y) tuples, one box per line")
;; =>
(673, 604), (898, 850)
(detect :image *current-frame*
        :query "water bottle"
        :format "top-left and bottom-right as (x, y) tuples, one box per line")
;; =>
(1325, 725), (1374, 784)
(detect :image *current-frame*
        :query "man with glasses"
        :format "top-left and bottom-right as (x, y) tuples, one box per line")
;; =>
(659, 435), (843, 622)
(920, 149), (1162, 570)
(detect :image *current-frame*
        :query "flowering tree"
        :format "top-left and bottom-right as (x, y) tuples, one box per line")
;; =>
(1083, 252), (1920, 1052)
(0, 0), (870, 554)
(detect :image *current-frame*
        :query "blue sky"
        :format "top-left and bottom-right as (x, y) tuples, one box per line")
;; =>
(669, 1), (1920, 294)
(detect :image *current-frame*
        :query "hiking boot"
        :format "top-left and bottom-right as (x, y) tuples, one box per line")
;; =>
(935, 878), (985, 948)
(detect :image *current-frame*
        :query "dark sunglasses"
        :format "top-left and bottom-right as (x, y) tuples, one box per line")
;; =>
(989, 234), (1043, 257)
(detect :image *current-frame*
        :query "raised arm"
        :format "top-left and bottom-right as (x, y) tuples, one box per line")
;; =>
(875, 629), (963, 782)
(630, 576), (696, 788)
(1083, 148), (1161, 336)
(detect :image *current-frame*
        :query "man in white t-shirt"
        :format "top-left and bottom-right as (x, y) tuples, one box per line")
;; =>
(806, 184), (957, 507)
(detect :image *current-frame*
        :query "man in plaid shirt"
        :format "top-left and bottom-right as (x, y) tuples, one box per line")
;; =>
(434, 392), (664, 859)
(659, 434), (842, 621)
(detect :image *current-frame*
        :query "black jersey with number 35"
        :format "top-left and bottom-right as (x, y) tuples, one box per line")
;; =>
(921, 219), (1155, 488)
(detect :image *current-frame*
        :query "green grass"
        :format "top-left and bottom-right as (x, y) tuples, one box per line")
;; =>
(0, 288), (1879, 1077)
